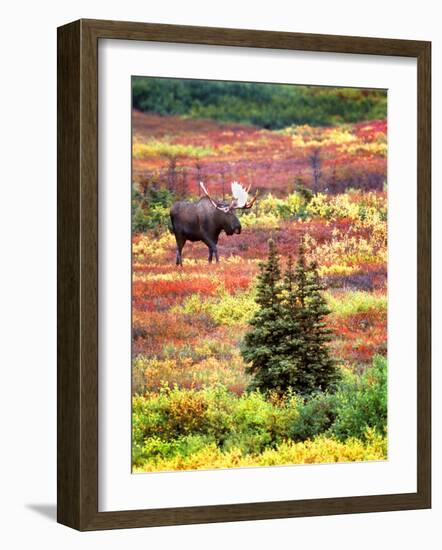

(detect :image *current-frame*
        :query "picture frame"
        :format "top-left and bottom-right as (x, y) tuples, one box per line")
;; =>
(57, 18), (431, 531)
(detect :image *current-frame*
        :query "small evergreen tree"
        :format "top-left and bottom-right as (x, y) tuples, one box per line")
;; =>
(242, 238), (340, 396)
(241, 239), (288, 394)
(276, 254), (303, 390)
(288, 241), (340, 394)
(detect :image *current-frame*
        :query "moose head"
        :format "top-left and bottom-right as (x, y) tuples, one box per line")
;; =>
(199, 181), (258, 236)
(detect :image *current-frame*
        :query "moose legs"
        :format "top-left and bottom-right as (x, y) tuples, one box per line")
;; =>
(208, 247), (219, 263)
(203, 237), (219, 263)
(174, 235), (186, 266)
(173, 234), (218, 266)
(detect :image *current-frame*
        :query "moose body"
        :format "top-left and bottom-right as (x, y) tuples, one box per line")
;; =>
(170, 182), (257, 265)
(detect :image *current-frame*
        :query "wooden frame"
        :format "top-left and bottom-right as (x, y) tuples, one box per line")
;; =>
(57, 18), (431, 531)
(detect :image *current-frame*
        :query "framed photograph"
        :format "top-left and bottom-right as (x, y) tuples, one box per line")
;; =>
(57, 19), (431, 530)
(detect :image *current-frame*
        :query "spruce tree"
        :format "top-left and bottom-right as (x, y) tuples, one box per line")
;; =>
(242, 237), (340, 396)
(241, 239), (287, 394)
(277, 254), (303, 390)
(289, 241), (340, 394)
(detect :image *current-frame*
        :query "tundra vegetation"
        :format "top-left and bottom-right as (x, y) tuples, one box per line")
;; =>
(131, 79), (388, 472)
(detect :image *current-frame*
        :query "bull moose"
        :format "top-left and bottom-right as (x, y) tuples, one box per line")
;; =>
(170, 181), (257, 265)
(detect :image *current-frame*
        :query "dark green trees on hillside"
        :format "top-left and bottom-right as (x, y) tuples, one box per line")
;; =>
(133, 77), (387, 128)
(241, 238), (340, 396)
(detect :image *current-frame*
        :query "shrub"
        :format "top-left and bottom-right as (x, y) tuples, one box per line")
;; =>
(132, 386), (301, 461)
(305, 227), (387, 268)
(133, 434), (214, 467)
(305, 191), (386, 224)
(223, 391), (299, 454)
(289, 392), (337, 442)
(330, 355), (387, 441)
(132, 360), (388, 471)
(326, 290), (387, 316)
(133, 431), (387, 472)
(133, 140), (214, 159)
(132, 232), (175, 263)
(176, 288), (258, 326)
(132, 186), (174, 234)
(239, 192), (311, 228)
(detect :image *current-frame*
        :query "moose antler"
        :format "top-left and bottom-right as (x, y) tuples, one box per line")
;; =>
(199, 182), (230, 212)
(200, 181), (258, 212)
(230, 181), (258, 210)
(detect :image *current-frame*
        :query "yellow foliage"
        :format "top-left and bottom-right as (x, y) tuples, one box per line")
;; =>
(133, 233), (175, 262)
(325, 290), (387, 316)
(133, 140), (214, 159)
(317, 264), (355, 277)
(283, 125), (357, 149)
(344, 141), (387, 157)
(132, 346), (250, 394)
(305, 226), (387, 267)
(133, 432), (387, 472)
(174, 288), (259, 327)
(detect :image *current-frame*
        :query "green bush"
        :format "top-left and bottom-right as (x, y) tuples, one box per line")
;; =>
(330, 355), (387, 441)
(252, 192), (309, 223)
(176, 288), (258, 327)
(289, 392), (337, 442)
(326, 291), (387, 316)
(133, 383), (342, 463)
(132, 355), (388, 468)
(223, 391), (299, 454)
(133, 434), (214, 467)
(132, 186), (174, 234)
(132, 386), (301, 461)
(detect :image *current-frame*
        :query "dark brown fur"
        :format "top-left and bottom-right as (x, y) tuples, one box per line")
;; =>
(170, 197), (241, 265)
